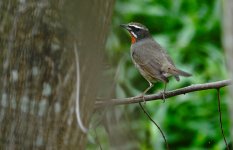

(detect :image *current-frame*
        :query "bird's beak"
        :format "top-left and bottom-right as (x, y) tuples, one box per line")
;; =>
(120, 24), (130, 31)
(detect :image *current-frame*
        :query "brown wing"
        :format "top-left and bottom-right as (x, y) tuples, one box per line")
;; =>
(132, 38), (191, 82)
(131, 39), (169, 82)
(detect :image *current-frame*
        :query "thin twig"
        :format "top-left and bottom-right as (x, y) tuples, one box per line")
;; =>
(139, 102), (169, 150)
(95, 80), (232, 108)
(217, 89), (230, 150)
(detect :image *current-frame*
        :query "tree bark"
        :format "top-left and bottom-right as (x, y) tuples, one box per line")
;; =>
(222, 0), (233, 145)
(0, 0), (114, 149)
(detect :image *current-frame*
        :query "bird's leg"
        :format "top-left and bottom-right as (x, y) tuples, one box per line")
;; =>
(141, 82), (153, 104)
(162, 83), (167, 103)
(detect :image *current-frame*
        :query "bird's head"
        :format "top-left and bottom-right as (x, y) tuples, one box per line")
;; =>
(120, 22), (151, 44)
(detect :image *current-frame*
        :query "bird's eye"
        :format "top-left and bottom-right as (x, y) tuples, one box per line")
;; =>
(134, 27), (140, 32)
(130, 26), (140, 32)
(128, 25), (141, 32)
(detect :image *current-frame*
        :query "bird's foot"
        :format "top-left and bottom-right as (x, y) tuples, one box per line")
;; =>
(160, 91), (166, 103)
(137, 94), (146, 105)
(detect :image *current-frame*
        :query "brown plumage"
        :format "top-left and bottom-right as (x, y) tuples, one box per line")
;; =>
(121, 22), (191, 102)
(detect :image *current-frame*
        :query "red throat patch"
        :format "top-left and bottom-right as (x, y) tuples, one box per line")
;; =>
(131, 36), (136, 44)
(130, 33), (136, 44)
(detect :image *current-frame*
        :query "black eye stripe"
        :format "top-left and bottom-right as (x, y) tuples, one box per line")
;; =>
(128, 25), (141, 31)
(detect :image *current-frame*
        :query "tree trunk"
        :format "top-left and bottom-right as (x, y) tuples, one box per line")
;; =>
(0, 0), (114, 149)
(222, 0), (233, 145)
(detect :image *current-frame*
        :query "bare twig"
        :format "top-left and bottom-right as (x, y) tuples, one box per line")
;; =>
(96, 80), (232, 108)
(139, 102), (169, 150)
(217, 89), (230, 150)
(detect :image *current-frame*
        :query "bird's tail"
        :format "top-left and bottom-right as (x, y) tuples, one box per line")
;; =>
(168, 67), (192, 77)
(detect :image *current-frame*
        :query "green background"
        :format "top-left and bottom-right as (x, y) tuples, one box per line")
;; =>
(89, 0), (231, 149)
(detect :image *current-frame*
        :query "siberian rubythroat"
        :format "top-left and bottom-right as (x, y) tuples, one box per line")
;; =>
(120, 22), (191, 102)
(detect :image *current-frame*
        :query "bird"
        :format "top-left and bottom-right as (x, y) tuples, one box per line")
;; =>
(120, 22), (191, 103)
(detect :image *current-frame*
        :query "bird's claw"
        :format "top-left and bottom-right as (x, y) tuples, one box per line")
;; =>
(161, 92), (166, 103)
(137, 94), (146, 105)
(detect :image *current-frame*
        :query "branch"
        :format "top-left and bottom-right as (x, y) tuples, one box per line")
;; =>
(96, 79), (232, 108)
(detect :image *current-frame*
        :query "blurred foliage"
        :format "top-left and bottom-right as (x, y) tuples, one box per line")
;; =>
(89, 0), (231, 149)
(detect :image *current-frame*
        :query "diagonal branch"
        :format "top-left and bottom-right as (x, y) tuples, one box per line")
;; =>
(96, 79), (232, 108)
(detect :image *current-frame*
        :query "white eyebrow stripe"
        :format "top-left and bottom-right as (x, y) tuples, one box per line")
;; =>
(128, 25), (144, 29)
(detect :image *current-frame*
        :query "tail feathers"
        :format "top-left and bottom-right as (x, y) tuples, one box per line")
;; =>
(168, 67), (192, 77)
(176, 69), (192, 77)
